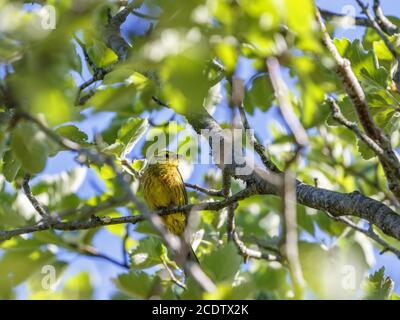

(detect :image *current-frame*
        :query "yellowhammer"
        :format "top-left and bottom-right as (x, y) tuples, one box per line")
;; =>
(140, 151), (198, 261)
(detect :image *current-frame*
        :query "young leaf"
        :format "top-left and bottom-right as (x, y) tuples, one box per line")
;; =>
(55, 125), (89, 146)
(130, 237), (163, 270)
(11, 122), (49, 174)
(113, 271), (156, 299)
(202, 243), (242, 283)
(362, 267), (394, 300)
(2, 150), (21, 182)
(103, 117), (149, 158)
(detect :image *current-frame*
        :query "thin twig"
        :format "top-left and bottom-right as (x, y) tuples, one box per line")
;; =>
(161, 258), (187, 290)
(356, 0), (400, 92)
(121, 159), (141, 180)
(131, 10), (159, 20)
(223, 168), (281, 261)
(316, 8), (383, 143)
(266, 57), (308, 147)
(282, 168), (305, 299)
(185, 183), (224, 197)
(22, 174), (49, 220)
(122, 224), (130, 267)
(319, 8), (369, 27)
(223, 168), (235, 242)
(59, 196), (129, 219)
(327, 97), (385, 157)
(263, 59), (307, 297)
(68, 242), (129, 269)
(248, 236), (282, 256)
(330, 215), (400, 259)
(238, 102), (280, 173)
(356, 0), (400, 62)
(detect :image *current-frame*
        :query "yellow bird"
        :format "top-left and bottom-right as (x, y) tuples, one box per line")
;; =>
(140, 151), (198, 261)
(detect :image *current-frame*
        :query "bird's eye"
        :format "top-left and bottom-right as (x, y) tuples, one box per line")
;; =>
(165, 152), (169, 159)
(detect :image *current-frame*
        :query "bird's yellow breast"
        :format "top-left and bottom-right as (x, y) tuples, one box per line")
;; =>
(140, 163), (187, 235)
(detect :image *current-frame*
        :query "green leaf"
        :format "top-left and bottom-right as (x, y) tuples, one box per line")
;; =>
(297, 205), (315, 235)
(103, 117), (149, 158)
(31, 167), (86, 211)
(334, 38), (375, 77)
(102, 65), (137, 85)
(204, 281), (255, 300)
(129, 237), (164, 270)
(202, 243), (242, 283)
(251, 263), (287, 291)
(373, 37), (398, 61)
(0, 246), (56, 289)
(214, 42), (237, 74)
(2, 150), (21, 182)
(31, 88), (72, 126)
(87, 39), (118, 68)
(62, 272), (93, 300)
(362, 267), (394, 300)
(300, 240), (369, 299)
(160, 54), (210, 114)
(55, 125), (89, 146)
(87, 84), (136, 112)
(27, 260), (68, 293)
(11, 122), (49, 174)
(357, 138), (376, 160)
(114, 271), (156, 299)
(244, 75), (274, 114)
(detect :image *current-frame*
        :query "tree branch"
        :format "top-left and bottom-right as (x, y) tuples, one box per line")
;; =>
(327, 97), (386, 157)
(266, 57), (308, 147)
(103, 0), (144, 60)
(22, 174), (50, 220)
(238, 102), (280, 173)
(179, 108), (400, 246)
(372, 0), (399, 35)
(122, 224), (130, 267)
(356, 0), (400, 62)
(185, 183), (224, 197)
(161, 258), (187, 290)
(319, 8), (370, 27)
(356, 0), (400, 92)
(316, 8), (400, 202)
(316, 9), (383, 143)
(67, 242), (129, 269)
(329, 215), (400, 259)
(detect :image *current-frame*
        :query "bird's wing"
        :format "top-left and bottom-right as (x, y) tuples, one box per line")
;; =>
(165, 168), (188, 206)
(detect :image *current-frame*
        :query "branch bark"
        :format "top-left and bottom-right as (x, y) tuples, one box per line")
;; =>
(181, 108), (400, 243)
(372, 0), (399, 35)
(316, 8), (400, 202)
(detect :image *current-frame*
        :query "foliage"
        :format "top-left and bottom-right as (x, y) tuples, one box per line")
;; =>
(0, 0), (399, 300)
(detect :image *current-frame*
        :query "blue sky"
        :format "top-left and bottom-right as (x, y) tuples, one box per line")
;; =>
(13, 0), (400, 299)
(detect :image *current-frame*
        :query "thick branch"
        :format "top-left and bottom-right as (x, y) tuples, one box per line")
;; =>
(181, 108), (400, 243)
(316, 9), (400, 202)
